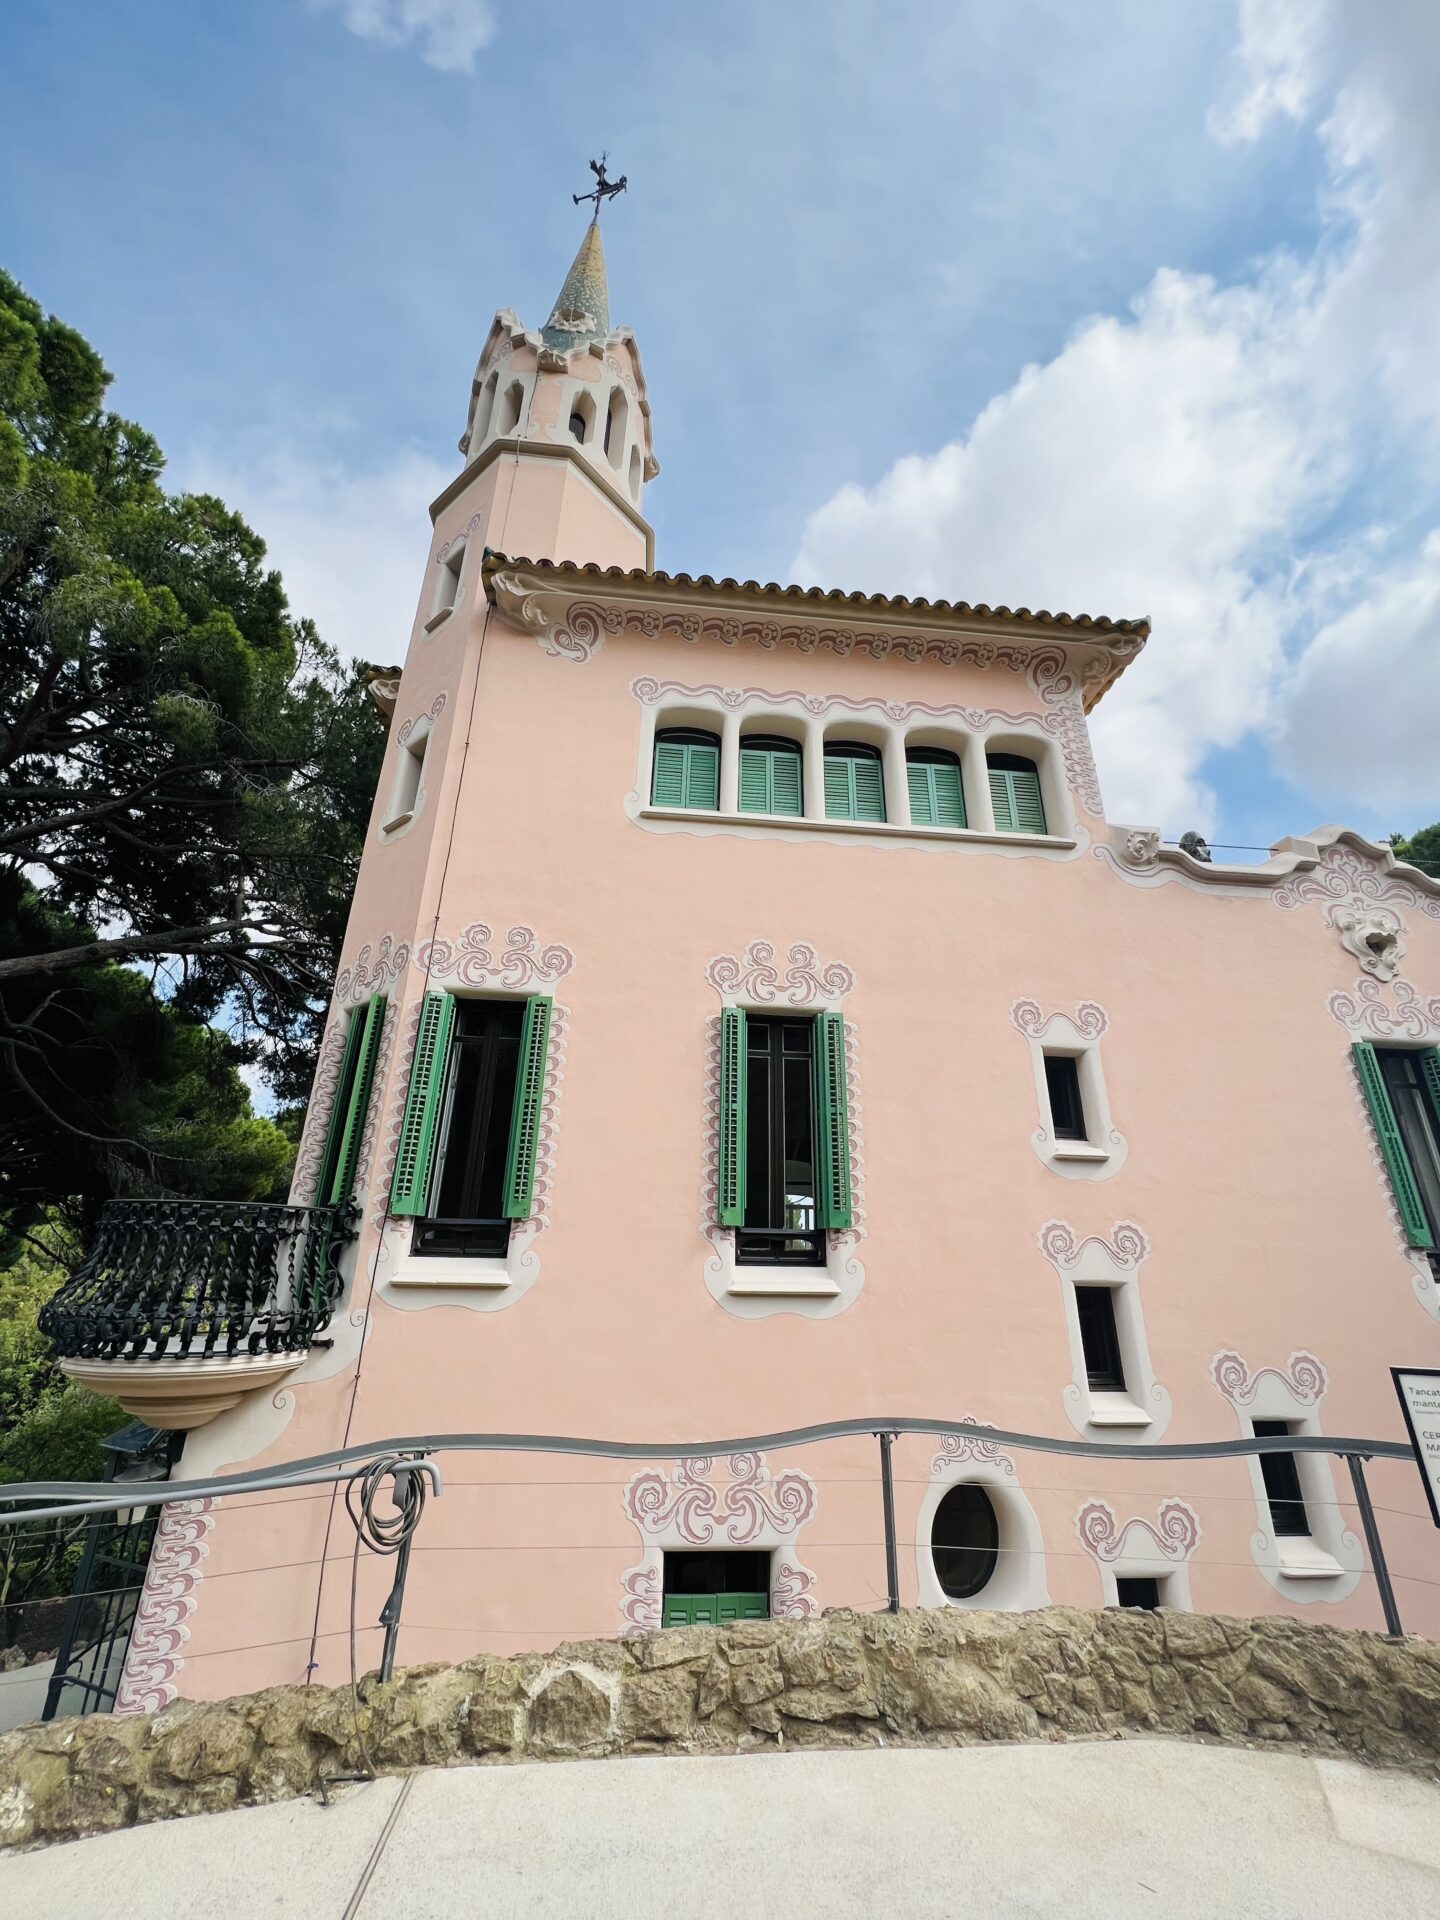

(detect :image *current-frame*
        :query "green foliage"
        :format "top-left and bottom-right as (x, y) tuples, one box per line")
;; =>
(1390, 821), (1440, 879)
(0, 268), (383, 1231)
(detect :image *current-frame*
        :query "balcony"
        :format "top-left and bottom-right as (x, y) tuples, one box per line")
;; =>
(39, 1200), (357, 1430)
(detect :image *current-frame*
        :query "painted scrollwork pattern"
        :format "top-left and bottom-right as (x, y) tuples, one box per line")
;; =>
(1273, 843), (1440, 921)
(434, 512), (483, 566)
(417, 922), (575, 991)
(930, 1421), (1015, 1477)
(290, 1013), (349, 1206)
(396, 691), (447, 745)
(618, 1454), (820, 1633)
(113, 1498), (218, 1715)
(334, 932), (411, 1005)
(1075, 1499), (1201, 1564)
(1038, 1219), (1148, 1270)
(706, 939), (854, 1007)
(1010, 999), (1109, 1042)
(1211, 1350), (1328, 1408)
(1326, 977), (1440, 1040)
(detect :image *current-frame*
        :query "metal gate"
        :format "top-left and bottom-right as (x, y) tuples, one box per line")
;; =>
(42, 1422), (176, 1721)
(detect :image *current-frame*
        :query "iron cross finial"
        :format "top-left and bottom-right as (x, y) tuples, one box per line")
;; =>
(573, 153), (627, 219)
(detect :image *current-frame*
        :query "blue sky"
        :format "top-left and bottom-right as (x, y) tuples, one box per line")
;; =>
(4, 0), (1437, 849)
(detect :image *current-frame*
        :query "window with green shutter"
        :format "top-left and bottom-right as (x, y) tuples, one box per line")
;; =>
(738, 734), (803, 816)
(720, 1010), (852, 1261)
(391, 993), (555, 1254)
(662, 1550), (770, 1628)
(987, 752), (1047, 834)
(651, 728), (719, 810)
(1355, 1045), (1440, 1249)
(315, 993), (388, 1207)
(906, 748), (966, 827)
(824, 741), (886, 822)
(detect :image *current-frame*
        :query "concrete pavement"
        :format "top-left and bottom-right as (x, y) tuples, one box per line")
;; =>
(3, 1739), (1439, 1917)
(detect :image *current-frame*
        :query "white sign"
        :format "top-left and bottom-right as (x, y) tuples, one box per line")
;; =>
(1393, 1367), (1440, 1529)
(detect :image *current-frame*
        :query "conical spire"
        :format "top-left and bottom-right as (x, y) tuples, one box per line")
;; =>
(541, 219), (611, 353)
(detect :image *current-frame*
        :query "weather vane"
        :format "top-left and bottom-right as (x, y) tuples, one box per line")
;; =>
(573, 153), (627, 219)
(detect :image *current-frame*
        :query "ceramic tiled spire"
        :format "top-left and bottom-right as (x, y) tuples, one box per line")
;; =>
(540, 218), (611, 354)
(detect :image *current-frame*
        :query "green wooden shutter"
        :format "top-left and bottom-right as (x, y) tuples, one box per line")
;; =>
(770, 747), (802, 816)
(814, 1011), (853, 1230)
(988, 766), (1046, 834)
(1420, 1048), (1440, 1125)
(823, 753), (851, 818)
(739, 747), (769, 813)
(324, 994), (387, 1206)
(503, 994), (552, 1219)
(853, 754), (885, 821)
(717, 1007), (747, 1226)
(1352, 1042), (1434, 1248)
(315, 1004), (366, 1205)
(684, 742), (719, 810)
(824, 751), (884, 822)
(651, 740), (687, 807)
(389, 991), (456, 1217)
(926, 759), (966, 826)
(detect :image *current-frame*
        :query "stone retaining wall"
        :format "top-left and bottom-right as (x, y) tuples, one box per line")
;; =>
(3, 1607), (1439, 1850)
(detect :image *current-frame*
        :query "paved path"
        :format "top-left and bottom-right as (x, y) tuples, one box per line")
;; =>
(4, 1740), (1440, 1917)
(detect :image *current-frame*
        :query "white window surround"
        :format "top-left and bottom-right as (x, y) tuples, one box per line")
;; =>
(1011, 999), (1127, 1180)
(626, 683), (1084, 859)
(379, 722), (431, 839)
(1210, 1349), (1363, 1601)
(1074, 1498), (1200, 1610)
(1038, 1221), (1172, 1441)
(916, 1430), (1050, 1612)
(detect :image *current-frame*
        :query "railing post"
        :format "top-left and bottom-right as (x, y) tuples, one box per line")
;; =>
(877, 1430), (900, 1613)
(1346, 1452), (1403, 1638)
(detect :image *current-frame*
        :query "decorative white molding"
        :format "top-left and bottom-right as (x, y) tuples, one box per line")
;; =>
(491, 570), (622, 661)
(1210, 1348), (1363, 1602)
(705, 940), (855, 1009)
(1075, 1498), (1201, 1609)
(333, 933), (412, 1007)
(415, 922), (576, 993)
(113, 1498), (218, 1715)
(917, 1425), (1050, 1612)
(1100, 823), (1440, 907)
(1331, 905), (1405, 980)
(1326, 977), (1440, 1041)
(396, 691), (447, 745)
(699, 1003), (866, 1320)
(1039, 1221), (1170, 1440)
(618, 1453), (819, 1634)
(1011, 1000), (1127, 1182)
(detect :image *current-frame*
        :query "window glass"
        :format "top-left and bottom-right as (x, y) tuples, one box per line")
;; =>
(738, 1015), (823, 1265)
(415, 999), (523, 1257)
(1253, 1420), (1310, 1537)
(1377, 1049), (1440, 1243)
(1115, 1576), (1161, 1610)
(1075, 1285), (1125, 1391)
(931, 1484), (1000, 1599)
(1044, 1053), (1087, 1141)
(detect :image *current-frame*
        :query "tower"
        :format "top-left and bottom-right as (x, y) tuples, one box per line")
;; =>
(442, 184), (657, 578)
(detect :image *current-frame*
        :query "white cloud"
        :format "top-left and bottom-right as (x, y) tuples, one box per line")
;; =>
(314, 0), (498, 74)
(174, 434), (451, 667)
(792, 0), (1440, 833)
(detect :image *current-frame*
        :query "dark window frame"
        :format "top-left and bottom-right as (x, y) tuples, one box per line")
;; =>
(737, 1013), (825, 1266)
(931, 1483), (1001, 1600)
(1253, 1420), (1311, 1538)
(414, 998), (523, 1259)
(1075, 1284), (1126, 1392)
(1044, 1052), (1088, 1142)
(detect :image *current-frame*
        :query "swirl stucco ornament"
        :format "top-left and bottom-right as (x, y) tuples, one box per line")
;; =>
(396, 692), (447, 746)
(705, 940), (854, 1008)
(490, 571), (626, 661)
(1075, 1498), (1200, 1563)
(1327, 977), (1440, 1040)
(1211, 1350), (1327, 1408)
(333, 932), (411, 1006)
(113, 1498), (218, 1715)
(1121, 828), (1161, 867)
(1037, 1219), (1148, 1270)
(1273, 843), (1440, 921)
(1331, 905), (1405, 980)
(1010, 999), (1109, 1042)
(417, 922), (575, 992)
(930, 1420), (1015, 1477)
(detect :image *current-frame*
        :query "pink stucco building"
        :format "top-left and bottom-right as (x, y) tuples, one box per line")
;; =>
(51, 212), (1440, 1708)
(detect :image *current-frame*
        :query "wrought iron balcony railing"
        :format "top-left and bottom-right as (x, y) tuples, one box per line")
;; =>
(39, 1200), (357, 1365)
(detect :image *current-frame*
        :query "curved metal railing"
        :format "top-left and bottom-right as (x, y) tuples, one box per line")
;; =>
(37, 1199), (357, 1363)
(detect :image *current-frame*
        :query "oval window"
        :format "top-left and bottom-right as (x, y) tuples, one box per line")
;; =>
(931, 1483), (1000, 1599)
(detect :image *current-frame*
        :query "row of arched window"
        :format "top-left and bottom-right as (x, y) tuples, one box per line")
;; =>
(651, 728), (1047, 834)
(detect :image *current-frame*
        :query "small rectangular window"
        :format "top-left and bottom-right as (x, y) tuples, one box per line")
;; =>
(1253, 1420), (1310, 1537)
(383, 733), (427, 832)
(1044, 1053), (1087, 1141)
(1075, 1285), (1126, 1392)
(1115, 1576), (1162, 1610)
(431, 541), (465, 623)
(661, 1550), (770, 1627)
